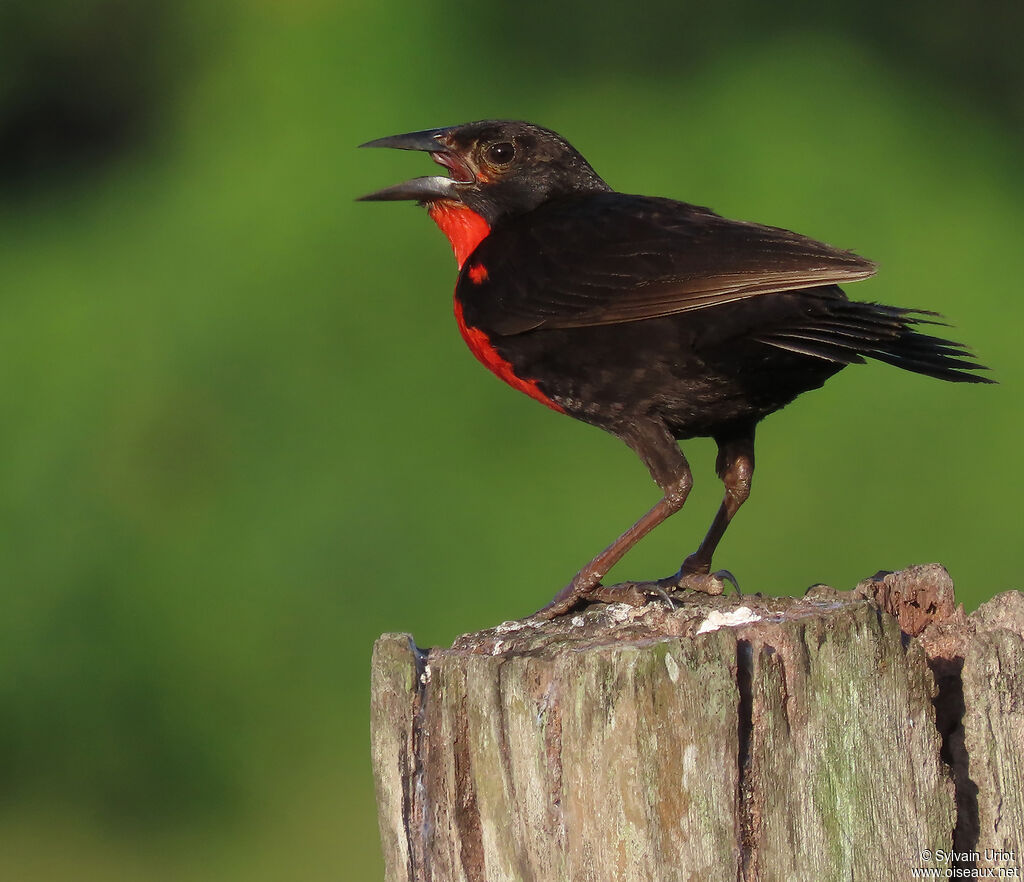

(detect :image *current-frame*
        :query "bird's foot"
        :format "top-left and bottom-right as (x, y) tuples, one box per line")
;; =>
(588, 579), (677, 609)
(672, 568), (741, 597)
(534, 569), (740, 620)
(534, 577), (672, 620)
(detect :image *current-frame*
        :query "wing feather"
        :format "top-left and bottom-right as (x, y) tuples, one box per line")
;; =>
(461, 193), (876, 336)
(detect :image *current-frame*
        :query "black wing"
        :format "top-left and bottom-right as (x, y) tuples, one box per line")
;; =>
(459, 192), (877, 336)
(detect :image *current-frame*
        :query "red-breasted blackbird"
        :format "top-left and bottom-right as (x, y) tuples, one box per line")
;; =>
(359, 120), (992, 618)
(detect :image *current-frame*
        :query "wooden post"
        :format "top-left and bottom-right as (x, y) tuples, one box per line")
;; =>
(370, 565), (1024, 881)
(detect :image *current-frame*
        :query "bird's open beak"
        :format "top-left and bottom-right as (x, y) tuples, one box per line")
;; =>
(357, 126), (474, 202)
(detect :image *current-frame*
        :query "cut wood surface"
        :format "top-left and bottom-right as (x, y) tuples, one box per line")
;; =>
(370, 565), (1024, 881)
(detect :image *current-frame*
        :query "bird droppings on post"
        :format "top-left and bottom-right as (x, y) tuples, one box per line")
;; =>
(493, 618), (544, 634)
(695, 605), (763, 634)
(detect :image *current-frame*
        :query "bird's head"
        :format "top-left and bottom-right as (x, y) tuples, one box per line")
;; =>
(358, 120), (610, 225)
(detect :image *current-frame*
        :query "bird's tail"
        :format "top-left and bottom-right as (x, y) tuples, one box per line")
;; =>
(753, 301), (994, 384)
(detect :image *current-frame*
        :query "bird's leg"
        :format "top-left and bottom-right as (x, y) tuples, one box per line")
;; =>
(672, 432), (755, 595)
(537, 478), (692, 617)
(535, 421), (692, 619)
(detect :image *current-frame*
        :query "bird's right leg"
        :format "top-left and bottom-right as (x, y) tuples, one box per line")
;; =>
(669, 431), (754, 595)
(535, 419), (692, 619)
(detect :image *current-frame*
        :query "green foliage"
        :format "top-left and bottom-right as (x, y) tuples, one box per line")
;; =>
(0, 3), (1019, 879)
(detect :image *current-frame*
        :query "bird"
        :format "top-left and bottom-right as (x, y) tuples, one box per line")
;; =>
(358, 120), (992, 618)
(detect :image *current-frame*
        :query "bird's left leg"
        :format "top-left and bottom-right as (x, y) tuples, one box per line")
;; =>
(671, 430), (755, 595)
(534, 418), (693, 619)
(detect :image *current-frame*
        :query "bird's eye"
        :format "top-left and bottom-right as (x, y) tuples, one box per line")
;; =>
(485, 141), (516, 165)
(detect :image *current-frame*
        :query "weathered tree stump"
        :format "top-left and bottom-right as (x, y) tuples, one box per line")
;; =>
(370, 565), (1024, 881)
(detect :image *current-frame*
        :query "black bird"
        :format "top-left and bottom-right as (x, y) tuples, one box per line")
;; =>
(359, 120), (993, 617)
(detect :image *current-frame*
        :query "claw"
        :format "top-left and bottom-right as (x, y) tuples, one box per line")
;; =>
(713, 569), (742, 597)
(649, 583), (677, 610)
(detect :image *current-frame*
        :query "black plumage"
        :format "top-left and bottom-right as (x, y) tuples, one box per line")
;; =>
(360, 120), (992, 617)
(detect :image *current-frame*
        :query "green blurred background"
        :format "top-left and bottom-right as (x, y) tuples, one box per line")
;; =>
(1, 0), (1020, 878)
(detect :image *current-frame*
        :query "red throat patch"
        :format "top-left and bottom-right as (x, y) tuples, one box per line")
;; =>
(427, 200), (491, 269)
(427, 200), (565, 414)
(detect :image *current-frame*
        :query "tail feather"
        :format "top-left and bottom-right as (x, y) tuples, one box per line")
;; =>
(754, 301), (995, 384)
